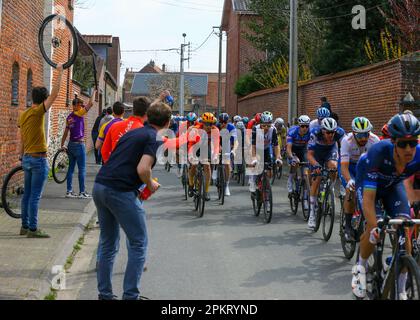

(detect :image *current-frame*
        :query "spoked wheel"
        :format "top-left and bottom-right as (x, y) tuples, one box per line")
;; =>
(314, 199), (323, 233)
(290, 177), (299, 215)
(251, 191), (262, 217)
(271, 165), (277, 185)
(322, 187), (335, 242)
(401, 255), (420, 300)
(38, 14), (79, 69)
(198, 172), (206, 218)
(340, 197), (357, 260)
(276, 165), (283, 180)
(217, 166), (225, 205)
(193, 176), (200, 212)
(262, 178), (273, 224)
(182, 165), (188, 200)
(52, 148), (69, 184)
(301, 177), (310, 221)
(1, 166), (24, 219)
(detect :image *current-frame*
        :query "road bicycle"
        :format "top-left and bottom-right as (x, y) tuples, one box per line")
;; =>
(289, 162), (310, 221)
(192, 163), (206, 218)
(181, 164), (189, 201)
(1, 165), (24, 219)
(357, 216), (420, 300)
(313, 167), (337, 241)
(251, 162), (273, 224)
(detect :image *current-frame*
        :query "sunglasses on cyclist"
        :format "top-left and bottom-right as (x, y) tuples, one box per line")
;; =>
(260, 124), (271, 128)
(396, 140), (418, 149)
(324, 131), (335, 135)
(355, 132), (369, 140)
(300, 125), (309, 129)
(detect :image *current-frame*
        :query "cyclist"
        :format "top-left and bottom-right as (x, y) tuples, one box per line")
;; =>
(274, 118), (287, 153)
(187, 112), (219, 201)
(307, 117), (346, 230)
(351, 113), (420, 300)
(309, 107), (331, 132)
(286, 115), (311, 200)
(249, 111), (282, 192)
(340, 117), (380, 241)
(242, 117), (250, 129)
(216, 113), (238, 196)
(233, 115), (242, 126)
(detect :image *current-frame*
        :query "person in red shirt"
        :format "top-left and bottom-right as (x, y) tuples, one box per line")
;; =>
(187, 112), (220, 201)
(101, 97), (151, 164)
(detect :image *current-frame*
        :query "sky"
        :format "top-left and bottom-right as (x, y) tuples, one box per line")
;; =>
(74, 0), (227, 85)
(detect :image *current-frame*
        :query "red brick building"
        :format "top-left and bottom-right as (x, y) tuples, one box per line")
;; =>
(221, 0), (266, 116)
(0, 0), (104, 180)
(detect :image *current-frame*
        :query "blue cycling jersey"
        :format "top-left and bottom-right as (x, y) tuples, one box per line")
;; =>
(357, 140), (420, 191)
(308, 127), (345, 153)
(217, 122), (237, 145)
(287, 125), (311, 151)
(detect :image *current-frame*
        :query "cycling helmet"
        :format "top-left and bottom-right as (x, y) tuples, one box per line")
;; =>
(242, 117), (250, 125)
(321, 117), (338, 131)
(387, 113), (420, 139)
(236, 121), (245, 130)
(202, 112), (216, 124)
(233, 115), (242, 122)
(219, 113), (230, 123)
(298, 115), (311, 125)
(261, 111), (273, 124)
(186, 112), (197, 122)
(381, 124), (390, 139)
(274, 118), (285, 126)
(255, 113), (262, 124)
(352, 117), (373, 133)
(317, 107), (331, 119)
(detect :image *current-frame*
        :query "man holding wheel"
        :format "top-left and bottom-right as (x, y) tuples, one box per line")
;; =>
(18, 64), (64, 238)
(61, 90), (96, 199)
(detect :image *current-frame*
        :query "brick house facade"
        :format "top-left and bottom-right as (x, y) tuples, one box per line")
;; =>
(221, 0), (266, 116)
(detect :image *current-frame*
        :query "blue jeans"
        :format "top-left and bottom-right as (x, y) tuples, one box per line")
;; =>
(66, 142), (86, 193)
(93, 183), (148, 300)
(21, 156), (49, 231)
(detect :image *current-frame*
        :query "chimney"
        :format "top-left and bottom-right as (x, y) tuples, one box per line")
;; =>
(162, 64), (166, 72)
(150, 60), (155, 67)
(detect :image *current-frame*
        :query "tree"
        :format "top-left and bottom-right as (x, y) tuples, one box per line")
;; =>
(73, 54), (94, 93)
(147, 75), (191, 111)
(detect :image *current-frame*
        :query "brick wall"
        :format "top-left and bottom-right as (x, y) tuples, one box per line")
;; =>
(0, 0), (45, 179)
(225, 13), (266, 117)
(238, 55), (419, 135)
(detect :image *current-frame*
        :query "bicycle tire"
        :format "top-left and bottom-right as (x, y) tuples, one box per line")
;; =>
(314, 200), (323, 233)
(182, 165), (188, 200)
(340, 201), (357, 260)
(38, 14), (79, 69)
(322, 186), (335, 242)
(401, 255), (420, 300)
(198, 171), (206, 218)
(194, 174), (200, 212)
(52, 148), (69, 184)
(1, 166), (24, 219)
(263, 176), (273, 223)
(217, 166), (225, 205)
(271, 165), (277, 185)
(277, 165), (283, 180)
(301, 177), (310, 221)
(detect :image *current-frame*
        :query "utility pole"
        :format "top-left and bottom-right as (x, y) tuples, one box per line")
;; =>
(213, 26), (223, 117)
(288, 0), (298, 125)
(179, 33), (190, 116)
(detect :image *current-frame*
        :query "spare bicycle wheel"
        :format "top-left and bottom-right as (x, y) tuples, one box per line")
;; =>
(38, 14), (79, 69)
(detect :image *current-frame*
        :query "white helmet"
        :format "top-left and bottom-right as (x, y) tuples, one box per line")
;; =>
(236, 121), (245, 130)
(274, 118), (285, 126)
(321, 117), (338, 131)
(298, 115), (311, 125)
(233, 115), (242, 122)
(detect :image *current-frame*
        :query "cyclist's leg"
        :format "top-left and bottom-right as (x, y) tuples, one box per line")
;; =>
(265, 150), (273, 179)
(287, 155), (297, 195)
(204, 164), (211, 199)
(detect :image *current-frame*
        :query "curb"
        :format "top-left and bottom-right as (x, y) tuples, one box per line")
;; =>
(36, 199), (97, 300)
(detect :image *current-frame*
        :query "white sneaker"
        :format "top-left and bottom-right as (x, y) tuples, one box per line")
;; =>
(351, 265), (367, 299)
(79, 192), (92, 199)
(307, 214), (316, 230)
(399, 292), (408, 300)
(249, 181), (256, 193)
(225, 186), (231, 197)
(66, 191), (78, 199)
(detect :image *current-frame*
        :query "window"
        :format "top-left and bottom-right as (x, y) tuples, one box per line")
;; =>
(11, 62), (19, 106)
(26, 69), (33, 107)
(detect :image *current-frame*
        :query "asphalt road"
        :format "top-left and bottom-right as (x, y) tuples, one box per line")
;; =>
(61, 166), (355, 300)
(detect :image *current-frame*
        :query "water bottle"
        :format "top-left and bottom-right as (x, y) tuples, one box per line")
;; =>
(139, 178), (159, 201)
(319, 184), (325, 203)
